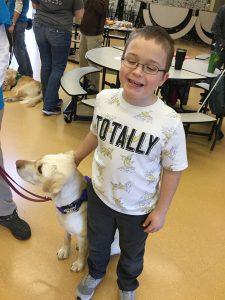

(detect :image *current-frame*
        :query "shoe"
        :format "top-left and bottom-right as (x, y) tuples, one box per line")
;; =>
(42, 107), (61, 116)
(80, 80), (99, 95)
(57, 99), (63, 107)
(119, 290), (135, 300)
(0, 209), (31, 240)
(86, 85), (99, 95)
(76, 274), (103, 300)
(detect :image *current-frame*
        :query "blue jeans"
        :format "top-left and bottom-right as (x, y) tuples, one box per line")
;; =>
(13, 22), (33, 77)
(33, 22), (71, 110)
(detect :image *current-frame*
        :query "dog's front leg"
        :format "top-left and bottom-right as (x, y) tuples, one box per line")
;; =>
(57, 232), (71, 260)
(71, 236), (88, 272)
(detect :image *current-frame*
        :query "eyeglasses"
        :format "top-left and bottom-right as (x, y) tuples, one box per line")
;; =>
(121, 57), (167, 75)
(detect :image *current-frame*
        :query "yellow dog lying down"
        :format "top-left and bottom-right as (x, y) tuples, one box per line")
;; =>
(3, 69), (42, 107)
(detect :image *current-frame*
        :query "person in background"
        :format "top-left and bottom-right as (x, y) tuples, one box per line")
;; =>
(74, 26), (188, 300)
(31, 0), (84, 116)
(7, 0), (33, 77)
(79, 0), (109, 94)
(211, 4), (225, 68)
(0, 0), (31, 240)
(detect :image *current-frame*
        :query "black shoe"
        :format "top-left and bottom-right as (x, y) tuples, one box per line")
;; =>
(86, 86), (99, 95)
(42, 107), (61, 116)
(0, 210), (31, 240)
(57, 99), (63, 107)
(80, 80), (99, 95)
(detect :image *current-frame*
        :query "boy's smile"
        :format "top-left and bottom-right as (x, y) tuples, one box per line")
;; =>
(119, 37), (169, 106)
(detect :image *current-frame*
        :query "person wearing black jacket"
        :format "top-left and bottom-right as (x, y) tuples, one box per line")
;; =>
(211, 4), (225, 68)
(79, 0), (109, 93)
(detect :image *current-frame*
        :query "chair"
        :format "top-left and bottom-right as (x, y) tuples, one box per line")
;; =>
(60, 66), (100, 123)
(180, 69), (225, 150)
(103, 27), (129, 47)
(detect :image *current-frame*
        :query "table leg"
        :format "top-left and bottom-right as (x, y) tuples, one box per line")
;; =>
(102, 68), (106, 90)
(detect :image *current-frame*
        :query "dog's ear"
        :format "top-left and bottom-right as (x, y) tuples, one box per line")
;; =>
(7, 70), (17, 88)
(42, 176), (65, 196)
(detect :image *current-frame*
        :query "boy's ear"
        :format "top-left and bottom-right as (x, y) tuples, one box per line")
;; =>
(158, 72), (169, 87)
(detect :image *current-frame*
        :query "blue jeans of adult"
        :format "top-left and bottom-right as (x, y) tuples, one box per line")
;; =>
(13, 22), (33, 77)
(33, 21), (71, 111)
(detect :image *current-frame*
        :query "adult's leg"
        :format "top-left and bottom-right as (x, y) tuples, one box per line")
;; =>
(0, 109), (16, 216)
(43, 27), (71, 111)
(86, 34), (103, 90)
(33, 22), (52, 99)
(79, 33), (88, 68)
(87, 181), (117, 279)
(13, 22), (33, 77)
(116, 213), (148, 291)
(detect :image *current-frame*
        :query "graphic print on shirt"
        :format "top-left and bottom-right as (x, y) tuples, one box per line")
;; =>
(145, 171), (158, 185)
(96, 162), (104, 182)
(119, 154), (135, 173)
(111, 181), (132, 193)
(134, 111), (153, 122)
(109, 92), (120, 106)
(96, 115), (160, 156)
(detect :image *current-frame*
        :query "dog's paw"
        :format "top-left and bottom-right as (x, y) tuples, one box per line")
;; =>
(4, 97), (13, 103)
(57, 246), (70, 260)
(70, 260), (85, 272)
(20, 100), (35, 106)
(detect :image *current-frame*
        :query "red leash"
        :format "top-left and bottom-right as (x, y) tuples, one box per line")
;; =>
(0, 166), (51, 202)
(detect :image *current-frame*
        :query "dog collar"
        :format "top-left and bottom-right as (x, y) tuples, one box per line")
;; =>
(11, 73), (22, 89)
(15, 73), (22, 82)
(56, 176), (90, 214)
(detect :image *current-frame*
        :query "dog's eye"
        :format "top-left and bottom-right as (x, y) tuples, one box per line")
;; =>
(37, 164), (42, 174)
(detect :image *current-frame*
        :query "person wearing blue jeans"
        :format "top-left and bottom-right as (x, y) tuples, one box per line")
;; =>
(33, 23), (71, 113)
(0, 0), (31, 240)
(31, 0), (84, 116)
(7, 0), (33, 77)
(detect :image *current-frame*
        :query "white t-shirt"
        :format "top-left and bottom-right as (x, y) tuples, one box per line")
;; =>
(90, 88), (188, 215)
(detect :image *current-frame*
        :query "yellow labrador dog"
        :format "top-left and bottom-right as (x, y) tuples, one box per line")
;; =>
(16, 151), (120, 272)
(3, 69), (42, 107)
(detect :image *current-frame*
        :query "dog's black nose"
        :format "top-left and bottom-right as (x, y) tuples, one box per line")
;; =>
(16, 160), (26, 169)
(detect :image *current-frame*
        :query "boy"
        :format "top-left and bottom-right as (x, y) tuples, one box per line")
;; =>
(74, 26), (188, 300)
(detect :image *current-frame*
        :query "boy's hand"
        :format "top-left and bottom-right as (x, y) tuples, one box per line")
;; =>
(142, 210), (166, 233)
(74, 153), (80, 167)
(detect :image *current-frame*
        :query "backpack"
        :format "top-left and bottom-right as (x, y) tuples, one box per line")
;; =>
(208, 73), (225, 116)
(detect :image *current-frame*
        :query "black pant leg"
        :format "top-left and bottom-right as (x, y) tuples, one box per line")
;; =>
(87, 182), (117, 279)
(116, 213), (148, 291)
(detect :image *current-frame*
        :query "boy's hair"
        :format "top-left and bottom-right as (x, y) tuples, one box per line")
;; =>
(123, 26), (174, 72)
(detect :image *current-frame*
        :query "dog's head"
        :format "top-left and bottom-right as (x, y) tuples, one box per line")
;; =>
(16, 151), (81, 197)
(3, 69), (18, 91)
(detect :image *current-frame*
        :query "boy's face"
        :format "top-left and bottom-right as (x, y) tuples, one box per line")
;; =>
(119, 37), (169, 106)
